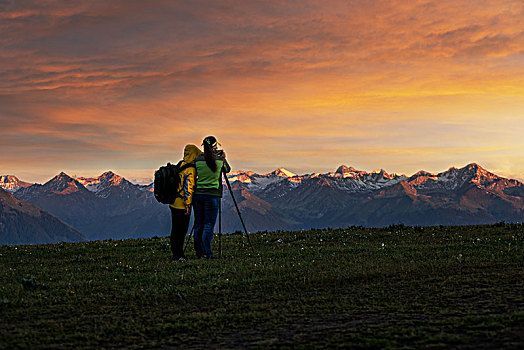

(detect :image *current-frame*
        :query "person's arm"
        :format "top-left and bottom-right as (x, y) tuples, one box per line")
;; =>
(183, 168), (196, 215)
(222, 158), (231, 174)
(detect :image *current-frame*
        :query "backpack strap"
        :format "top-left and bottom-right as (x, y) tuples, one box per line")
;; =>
(178, 162), (195, 171)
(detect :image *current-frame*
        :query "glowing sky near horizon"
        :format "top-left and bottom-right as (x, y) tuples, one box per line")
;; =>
(1, 0), (524, 184)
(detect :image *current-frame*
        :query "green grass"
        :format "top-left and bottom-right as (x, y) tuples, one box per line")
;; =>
(1, 223), (523, 349)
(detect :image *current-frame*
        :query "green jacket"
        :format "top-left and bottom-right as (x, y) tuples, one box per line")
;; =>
(194, 154), (231, 197)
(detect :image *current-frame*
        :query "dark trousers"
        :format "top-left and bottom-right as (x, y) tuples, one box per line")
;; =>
(192, 194), (220, 257)
(170, 207), (190, 259)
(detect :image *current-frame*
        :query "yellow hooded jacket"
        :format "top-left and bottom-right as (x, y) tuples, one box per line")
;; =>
(170, 145), (202, 210)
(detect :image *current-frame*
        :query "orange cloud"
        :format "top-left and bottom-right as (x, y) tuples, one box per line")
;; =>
(1, 0), (523, 182)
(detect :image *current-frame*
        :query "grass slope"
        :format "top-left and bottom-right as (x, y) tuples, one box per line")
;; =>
(1, 224), (523, 349)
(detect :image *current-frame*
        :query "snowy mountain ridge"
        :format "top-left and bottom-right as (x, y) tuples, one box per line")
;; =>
(0, 175), (33, 193)
(226, 165), (408, 193)
(40, 172), (88, 195)
(2, 163), (517, 198)
(76, 171), (135, 198)
(225, 163), (515, 194)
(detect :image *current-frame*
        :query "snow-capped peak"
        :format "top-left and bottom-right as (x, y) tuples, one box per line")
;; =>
(462, 163), (491, 175)
(410, 163), (502, 191)
(227, 173), (253, 183)
(439, 163), (495, 180)
(267, 168), (296, 177)
(460, 163), (500, 186)
(333, 165), (365, 178)
(1, 175), (18, 182)
(99, 171), (124, 185)
(76, 174), (100, 189)
(0, 175), (33, 193)
(52, 172), (74, 182)
(77, 171), (127, 194)
(229, 170), (256, 177)
(44, 172), (85, 195)
(413, 170), (435, 177)
(336, 165), (358, 173)
(138, 183), (154, 192)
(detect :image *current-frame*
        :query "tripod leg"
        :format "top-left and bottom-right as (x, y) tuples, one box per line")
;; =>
(223, 172), (255, 253)
(218, 199), (222, 259)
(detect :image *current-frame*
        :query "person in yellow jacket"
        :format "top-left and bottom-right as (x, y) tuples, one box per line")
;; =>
(169, 144), (202, 261)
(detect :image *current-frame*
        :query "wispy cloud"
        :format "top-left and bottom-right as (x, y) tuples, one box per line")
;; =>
(1, 0), (523, 182)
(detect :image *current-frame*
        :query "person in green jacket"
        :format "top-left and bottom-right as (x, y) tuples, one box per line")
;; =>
(193, 136), (231, 258)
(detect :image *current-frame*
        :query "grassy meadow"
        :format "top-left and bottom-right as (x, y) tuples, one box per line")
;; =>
(1, 223), (523, 349)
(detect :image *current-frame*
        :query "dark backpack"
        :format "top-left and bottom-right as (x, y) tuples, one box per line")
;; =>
(154, 161), (195, 204)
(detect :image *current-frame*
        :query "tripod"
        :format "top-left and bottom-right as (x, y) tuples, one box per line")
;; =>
(183, 169), (255, 257)
(221, 171), (255, 254)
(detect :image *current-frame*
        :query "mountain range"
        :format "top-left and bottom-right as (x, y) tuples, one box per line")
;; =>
(0, 188), (85, 245)
(1, 163), (524, 245)
(12, 171), (168, 241)
(225, 163), (524, 228)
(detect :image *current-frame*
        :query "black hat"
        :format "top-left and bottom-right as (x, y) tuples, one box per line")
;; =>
(202, 136), (220, 148)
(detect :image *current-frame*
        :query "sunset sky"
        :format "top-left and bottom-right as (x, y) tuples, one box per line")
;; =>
(1, 0), (523, 184)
